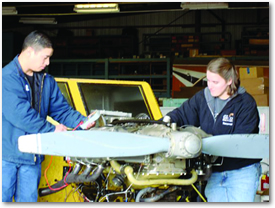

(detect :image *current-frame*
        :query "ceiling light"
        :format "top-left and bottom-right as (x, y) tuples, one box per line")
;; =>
(19, 18), (57, 24)
(2, 6), (18, 15)
(74, 3), (120, 13)
(181, 2), (229, 10)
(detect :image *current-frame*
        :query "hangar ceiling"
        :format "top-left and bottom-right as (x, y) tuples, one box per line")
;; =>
(2, 2), (269, 29)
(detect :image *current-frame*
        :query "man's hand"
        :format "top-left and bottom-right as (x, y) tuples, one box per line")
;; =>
(85, 112), (97, 129)
(54, 124), (68, 132)
(85, 121), (96, 129)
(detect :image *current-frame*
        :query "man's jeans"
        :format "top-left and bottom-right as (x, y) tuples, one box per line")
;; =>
(2, 159), (41, 202)
(205, 162), (262, 202)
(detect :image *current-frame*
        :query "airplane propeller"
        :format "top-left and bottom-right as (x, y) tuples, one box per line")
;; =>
(18, 130), (170, 158)
(18, 129), (269, 159)
(202, 134), (269, 159)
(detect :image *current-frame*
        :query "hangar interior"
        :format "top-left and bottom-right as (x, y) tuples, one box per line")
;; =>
(2, 2), (269, 202)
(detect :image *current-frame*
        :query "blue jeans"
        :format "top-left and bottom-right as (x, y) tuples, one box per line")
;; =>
(2, 159), (41, 202)
(205, 162), (262, 202)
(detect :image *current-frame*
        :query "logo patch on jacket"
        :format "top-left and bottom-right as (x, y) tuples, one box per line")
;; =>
(222, 113), (234, 126)
(25, 84), (30, 91)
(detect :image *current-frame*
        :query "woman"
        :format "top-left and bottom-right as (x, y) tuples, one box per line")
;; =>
(165, 57), (262, 202)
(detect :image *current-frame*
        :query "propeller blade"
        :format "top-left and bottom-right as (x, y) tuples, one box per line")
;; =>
(18, 130), (170, 158)
(202, 134), (269, 158)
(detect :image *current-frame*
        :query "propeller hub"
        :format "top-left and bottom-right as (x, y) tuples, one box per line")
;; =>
(185, 136), (202, 155)
(167, 131), (202, 158)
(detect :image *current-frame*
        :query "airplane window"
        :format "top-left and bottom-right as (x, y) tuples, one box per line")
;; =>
(78, 83), (151, 118)
(57, 82), (75, 109)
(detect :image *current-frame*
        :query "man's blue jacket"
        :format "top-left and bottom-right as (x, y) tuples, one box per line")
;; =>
(2, 55), (86, 165)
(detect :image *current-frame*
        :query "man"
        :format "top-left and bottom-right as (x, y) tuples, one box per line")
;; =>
(2, 30), (95, 202)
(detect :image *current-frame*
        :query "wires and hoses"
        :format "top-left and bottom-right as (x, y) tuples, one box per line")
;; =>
(73, 121), (84, 131)
(43, 120), (83, 193)
(43, 156), (72, 192)
(191, 184), (207, 202)
(136, 186), (179, 202)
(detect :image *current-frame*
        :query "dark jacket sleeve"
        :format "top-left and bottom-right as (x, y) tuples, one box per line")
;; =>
(166, 91), (203, 127)
(233, 93), (260, 134)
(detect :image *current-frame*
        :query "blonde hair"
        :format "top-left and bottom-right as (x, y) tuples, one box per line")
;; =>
(207, 57), (240, 96)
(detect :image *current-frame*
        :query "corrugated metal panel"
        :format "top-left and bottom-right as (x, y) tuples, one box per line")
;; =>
(56, 9), (268, 55)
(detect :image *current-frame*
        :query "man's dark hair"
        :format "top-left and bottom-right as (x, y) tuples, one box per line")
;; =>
(22, 30), (52, 52)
